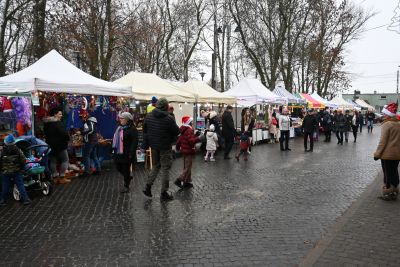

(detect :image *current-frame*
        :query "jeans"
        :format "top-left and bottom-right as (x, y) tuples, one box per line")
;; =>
(1, 173), (30, 202)
(280, 130), (290, 150)
(147, 149), (173, 193)
(336, 131), (344, 144)
(83, 143), (101, 173)
(49, 149), (69, 177)
(367, 120), (373, 128)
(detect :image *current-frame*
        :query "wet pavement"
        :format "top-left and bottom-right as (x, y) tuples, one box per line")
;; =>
(0, 129), (381, 266)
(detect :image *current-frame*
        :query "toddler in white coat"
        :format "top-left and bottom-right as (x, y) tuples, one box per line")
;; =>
(205, 124), (218, 162)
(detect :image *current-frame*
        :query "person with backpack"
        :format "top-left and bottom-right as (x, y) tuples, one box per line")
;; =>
(80, 115), (101, 177)
(0, 134), (31, 206)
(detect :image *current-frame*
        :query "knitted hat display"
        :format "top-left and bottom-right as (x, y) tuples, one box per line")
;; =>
(182, 116), (193, 126)
(382, 102), (398, 117)
(4, 134), (15, 145)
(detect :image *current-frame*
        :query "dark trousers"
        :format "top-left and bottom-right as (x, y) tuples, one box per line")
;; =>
(336, 131), (343, 144)
(324, 130), (331, 141)
(224, 137), (234, 157)
(179, 154), (193, 183)
(280, 130), (290, 150)
(381, 159), (400, 188)
(115, 161), (132, 188)
(304, 131), (314, 150)
(359, 124), (363, 133)
(351, 125), (358, 141)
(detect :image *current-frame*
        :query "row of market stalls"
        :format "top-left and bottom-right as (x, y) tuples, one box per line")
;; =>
(0, 49), (376, 147)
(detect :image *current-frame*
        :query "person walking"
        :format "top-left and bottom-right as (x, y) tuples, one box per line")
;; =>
(174, 116), (200, 189)
(112, 112), (138, 193)
(222, 105), (236, 159)
(344, 110), (352, 143)
(0, 135), (31, 206)
(269, 111), (279, 143)
(43, 107), (71, 184)
(241, 108), (255, 152)
(334, 109), (346, 145)
(302, 109), (318, 152)
(204, 124), (218, 162)
(80, 115), (101, 177)
(235, 132), (251, 161)
(322, 108), (333, 142)
(358, 112), (364, 133)
(351, 110), (360, 142)
(366, 111), (375, 133)
(374, 103), (400, 200)
(279, 108), (291, 151)
(142, 98), (180, 201)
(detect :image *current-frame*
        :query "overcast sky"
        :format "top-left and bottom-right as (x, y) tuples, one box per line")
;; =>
(346, 0), (400, 94)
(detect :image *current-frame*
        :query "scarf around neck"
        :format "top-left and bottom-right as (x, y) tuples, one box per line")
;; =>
(112, 125), (129, 154)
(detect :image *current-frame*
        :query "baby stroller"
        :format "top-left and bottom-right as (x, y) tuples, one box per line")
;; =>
(12, 136), (52, 201)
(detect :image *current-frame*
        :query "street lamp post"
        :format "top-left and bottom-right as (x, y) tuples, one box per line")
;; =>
(200, 72), (206, 81)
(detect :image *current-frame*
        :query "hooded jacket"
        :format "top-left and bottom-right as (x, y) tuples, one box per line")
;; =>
(143, 108), (180, 150)
(374, 118), (400, 160)
(0, 144), (26, 175)
(82, 119), (98, 144)
(176, 126), (200, 155)
(206, 131), (218, 151)
(43, 116), (70, 153)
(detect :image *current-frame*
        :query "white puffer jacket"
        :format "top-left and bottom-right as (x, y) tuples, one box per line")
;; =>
(206, 131), (218, 151)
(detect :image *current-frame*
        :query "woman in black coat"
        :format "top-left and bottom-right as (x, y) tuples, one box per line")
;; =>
(112, 112), (138, 193)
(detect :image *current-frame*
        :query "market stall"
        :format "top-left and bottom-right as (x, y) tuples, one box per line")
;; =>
(298, 93), (325, 109)
(310, 92), (339, 109)
(0, 50), (132, 177)
(355, 99), (375, 111)
(330, 96), (355, 110)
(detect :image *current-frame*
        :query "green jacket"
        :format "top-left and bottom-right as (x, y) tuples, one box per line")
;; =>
(0, 144), (26, 175)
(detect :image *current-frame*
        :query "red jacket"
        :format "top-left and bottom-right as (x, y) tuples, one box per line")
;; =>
(176, 126), (200, 155)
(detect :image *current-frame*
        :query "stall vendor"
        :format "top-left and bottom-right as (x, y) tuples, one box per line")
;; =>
(146, 96), (158, 114)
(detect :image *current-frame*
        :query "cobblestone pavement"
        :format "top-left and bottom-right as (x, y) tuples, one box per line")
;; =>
(0, 129), (381, 267)
(302, 169), (400, 267)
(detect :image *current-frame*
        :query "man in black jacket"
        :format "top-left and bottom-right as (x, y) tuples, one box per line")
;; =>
(222, 105), (236, 159)
(142, 98), (180, 201)
(302, 109), (318, 152)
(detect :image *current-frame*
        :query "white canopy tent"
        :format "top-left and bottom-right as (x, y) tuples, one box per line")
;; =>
(310, 92), (339, 109)
(223, 78), (285, 105)
(355, 99), (375, 111)
(178, 79), (236, 104)
(114, 72), (195, 102)
(0, 50), (131, 96)
(330, 96), (355, 109)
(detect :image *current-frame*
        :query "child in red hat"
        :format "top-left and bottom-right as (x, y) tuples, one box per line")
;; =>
(175, 116), (200, 188)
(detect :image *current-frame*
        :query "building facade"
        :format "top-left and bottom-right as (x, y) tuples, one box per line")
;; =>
(342, 93), (399, 112)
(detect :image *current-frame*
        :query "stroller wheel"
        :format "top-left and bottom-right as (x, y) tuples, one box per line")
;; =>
(42, 181), (52, 196)
(13, 184), (21, 201)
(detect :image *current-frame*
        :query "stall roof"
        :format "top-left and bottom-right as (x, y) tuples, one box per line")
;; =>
(330, 96), (355, 109)
(114, 72), (195, 102)
(299, 93), (325, 109)
(310, 92), (338, 109)
(178, 80), (236, 104)
(273, 86), (305, 104)
(0, 82), (30, 96)
(223, 78), (285, 105)
(0, 50), (131, 96)
(355, 99), (375, 111)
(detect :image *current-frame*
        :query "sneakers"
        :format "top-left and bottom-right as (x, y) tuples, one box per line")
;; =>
(174, 179), (183, 189)
(204, 158), (208, 162)
(183, 182), (193, 188)
(160, 191), (173, 201)
(379, 185), (398, 201)
(209, 158), (215, 162)
(56, 177), (71, 184)
(143, 184), (152, 198)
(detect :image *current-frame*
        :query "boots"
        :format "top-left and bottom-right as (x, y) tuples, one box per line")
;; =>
(143, 184), (152, 198)
(56, 177), (71, 184)
(379, 185), (398, 201)
(160, 191), (173, 201)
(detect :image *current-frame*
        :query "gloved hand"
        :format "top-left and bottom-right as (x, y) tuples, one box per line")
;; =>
(374, 157), (379, 161)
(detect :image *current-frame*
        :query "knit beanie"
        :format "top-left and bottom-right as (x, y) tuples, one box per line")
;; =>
(119, 112), (133, 121)
(156, 98), (169, 111)
(209, 124), (215, 132)
(4, 134), (15, 145)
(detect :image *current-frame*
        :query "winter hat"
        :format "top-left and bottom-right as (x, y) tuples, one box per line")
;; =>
(4, 134), (15, 145)
(156, 97), (169, 111)
(182, 116), (193, 126)
(88, 117), (97, 123)
(119, 112), (133, 121)
(209, 124), (215, 132)
(151, 96), (158, 104)
(382, 102), (398, 117)
(209, 111), (217, 119)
